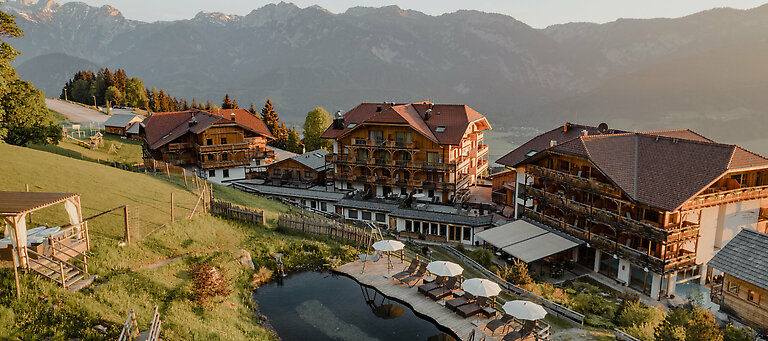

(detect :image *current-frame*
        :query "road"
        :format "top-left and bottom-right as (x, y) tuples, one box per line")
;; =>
(45, 98), (110, 123)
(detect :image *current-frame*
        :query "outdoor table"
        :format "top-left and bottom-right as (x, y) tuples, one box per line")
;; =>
(423, 276), (436, 284)
(482, 307), (497, 318)
(453, 290), (465, 297)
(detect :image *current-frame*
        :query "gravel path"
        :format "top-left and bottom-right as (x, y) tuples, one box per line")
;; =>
(45, 98), (109, 123)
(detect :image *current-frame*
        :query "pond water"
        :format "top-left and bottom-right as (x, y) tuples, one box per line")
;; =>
(252, 271), (458, 341)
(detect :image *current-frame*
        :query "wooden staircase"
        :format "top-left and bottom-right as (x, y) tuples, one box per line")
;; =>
(24, 225), (93, 291)
(27, 249), (93, 291)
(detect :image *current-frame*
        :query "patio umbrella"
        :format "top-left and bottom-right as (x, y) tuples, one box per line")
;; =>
(502, 300), (547, 320)
(426, 261), (464, 277)
(372, 240), (405, 252)
(461, 278), (502, 297)
(372, 240), (405, 272)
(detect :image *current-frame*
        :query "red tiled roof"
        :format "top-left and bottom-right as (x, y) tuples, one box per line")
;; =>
(321, 102), (491, 145)
(205, 108), (274, 139)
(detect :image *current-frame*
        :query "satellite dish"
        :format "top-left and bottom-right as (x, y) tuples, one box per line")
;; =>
(598, 122), (609, 134)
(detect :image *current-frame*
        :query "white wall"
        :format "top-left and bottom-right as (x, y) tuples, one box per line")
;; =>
(718, 199), (760, 248)
(206, 167), (246, 184)
(514, 170), (529, 219)
(696, 199), (760, 265)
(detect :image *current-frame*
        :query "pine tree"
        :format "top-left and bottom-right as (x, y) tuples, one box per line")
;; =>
(231, 99), (239, 109)
(248, 102), (258, 117)
(205, 100), (212, 111)
(222, 93), (233, 109)
(191, 98), (197, 109)
(285, 127), (302, 153)
(261, 99), (280, 137)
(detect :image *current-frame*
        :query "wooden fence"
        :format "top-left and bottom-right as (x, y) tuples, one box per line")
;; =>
(210, 199), (265, 225)
(277, 214), (374, 247)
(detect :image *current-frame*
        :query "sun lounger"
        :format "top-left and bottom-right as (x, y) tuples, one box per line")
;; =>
(486, 314), (516, 335)
(427, 276), (459, 300)
(392, 259), (420, 281)
(456, 296), (489, 318)
(418, 276), (447, 295)
(446, 292), (475, 311)
(502, 320), (535, 341)
(400, 263), (428, 287)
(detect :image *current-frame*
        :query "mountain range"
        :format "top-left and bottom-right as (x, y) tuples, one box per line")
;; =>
(6, 0), (768, 154)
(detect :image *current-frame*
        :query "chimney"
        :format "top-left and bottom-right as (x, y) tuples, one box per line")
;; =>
(230, 112), (236, 121)
(424, 109), (432, 121)
(564, 122), (570, 132)
(376, 104), (382, 112)
(332, 110), (345, 130)
(188, 116), (198, 126)
(550, 140), (557, 147)
(582, 130), (589, 137)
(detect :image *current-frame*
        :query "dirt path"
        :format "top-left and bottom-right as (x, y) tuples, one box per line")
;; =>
(131, 248), (220, 271)
(46, 98), (109, 123)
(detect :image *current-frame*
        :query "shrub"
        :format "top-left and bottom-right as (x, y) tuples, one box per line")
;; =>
(190, 263), (231, 307)
(455, 243), (466, 254)
(470, 248), (494, 268)
(723, 324), (755, 341)
(616, 300), (665, 328)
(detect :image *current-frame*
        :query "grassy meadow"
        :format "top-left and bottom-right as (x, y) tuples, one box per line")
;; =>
(0, 144), (359, 340)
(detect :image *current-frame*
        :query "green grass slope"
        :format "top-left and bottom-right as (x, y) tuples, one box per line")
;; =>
(0, 144), (357, 340)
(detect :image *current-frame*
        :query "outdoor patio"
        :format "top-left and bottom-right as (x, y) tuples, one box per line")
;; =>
(336, 257), (531, 341)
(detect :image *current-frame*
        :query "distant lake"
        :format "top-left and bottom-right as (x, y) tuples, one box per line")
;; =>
(252, 272), (457, 341)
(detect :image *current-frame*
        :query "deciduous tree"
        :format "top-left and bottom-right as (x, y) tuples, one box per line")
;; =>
(303, 106), (332, 151)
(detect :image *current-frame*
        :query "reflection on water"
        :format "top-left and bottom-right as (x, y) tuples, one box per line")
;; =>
(253, 272), (457, 341)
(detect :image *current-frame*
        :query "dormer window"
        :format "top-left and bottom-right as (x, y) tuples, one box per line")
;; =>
(347, 123), (357, 129)
(435, 126), (446, 133)
(525, 150), (538, 157)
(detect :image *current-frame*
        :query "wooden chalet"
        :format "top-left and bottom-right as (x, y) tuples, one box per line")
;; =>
(141, 108), (274, 183)
(322, 102), (492, 203)
(266, 149), (331, 185)
(709, 229), (768, 332)
(104, 113), (144, 137)
(495, 124), (768, 300)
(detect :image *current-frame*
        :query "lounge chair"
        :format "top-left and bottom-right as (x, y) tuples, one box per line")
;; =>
(446, 292), (475, 311)
(456, 296), (489, 318)
(400, 263), (428, 287)
(502, 320), (536, 341)
(486, 314), (516, 335)
(418, 276), (447, 295)
(358, 250), (382, 262)
(392, 259), (420, 281)
(427, 276), (459, 300)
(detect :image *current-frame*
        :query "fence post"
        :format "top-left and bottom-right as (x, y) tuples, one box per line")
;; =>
(124, 205), (130, 244)
(170, 192), (175, 224)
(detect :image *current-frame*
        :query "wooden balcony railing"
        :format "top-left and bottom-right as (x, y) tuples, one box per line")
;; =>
(350, 138), (418, 149)
(527, 164), (623, 199)
(195, 142), (249, 153)
(326, 153), (457, 172)
(198, 159), (249, 169)
(681, 185), (768, 211)
(167, 142), (193, 150)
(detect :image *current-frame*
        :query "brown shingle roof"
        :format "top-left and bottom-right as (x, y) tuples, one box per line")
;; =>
(496, 123), (627, 167)
(321, 102), (490, 145)
(507, 124), (768, 211)
(144, 109), (273, 150)
(205, 108), (274, 139)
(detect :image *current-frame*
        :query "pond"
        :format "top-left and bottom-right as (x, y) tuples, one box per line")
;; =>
(252, 271), (458, 341)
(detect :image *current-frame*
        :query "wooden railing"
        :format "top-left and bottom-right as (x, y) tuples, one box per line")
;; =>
(118, 311), (139, 341)
(194, 142), (248, 153)
(681, 185), (768, 211)
(527, 164), (623, 198)
(198, 159), (250, 169)
(277, 215), (375, 247)
(147, 306), (162, 341)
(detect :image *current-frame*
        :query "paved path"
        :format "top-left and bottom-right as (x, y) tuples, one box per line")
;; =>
(45, 98), (109, 123)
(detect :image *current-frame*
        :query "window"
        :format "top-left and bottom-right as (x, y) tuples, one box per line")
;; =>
(222, 169), (229, 178)
(431, 223), (438, 235)
(748, 290), (760, 304)
(362, 211), (372, 220)
(396, 132), (412, 145)
(206, 138), (213, 145)
(343, 147), (349, 155)
(222, 153), (228, 161)
(311, 201), (317, 209)
(435, 126), (446, 133)
(428, 190), (434, 197)
(405, 220), (412, 232)
(274, 169), (282, 175)
(348, 209), (358, 219)
(207, 154), (214, 161)
(427, 152), (439, 164)
(347, 123), (357, 129)
(208, 170), (216, 177)
(305, 171), (313, 178)
(462, 227), (472, 241)
(220, 137), (227, 144)
(440, 224), (447, 237)
(728, 282), (739, 295)
(321, 202), (327, 211)
(369, 130), (383, 142)
(414, 221), (421, 233)
(376, 213), (386, 223)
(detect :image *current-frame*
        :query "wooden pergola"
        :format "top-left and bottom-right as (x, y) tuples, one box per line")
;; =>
(1, 191), (86, 297)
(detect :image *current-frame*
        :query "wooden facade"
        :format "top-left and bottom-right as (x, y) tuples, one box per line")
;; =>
(267, 158), (326, 183)
(328, 121), (489, 203)
(491, 169), (516, 209)
(719, 274), (768, 331)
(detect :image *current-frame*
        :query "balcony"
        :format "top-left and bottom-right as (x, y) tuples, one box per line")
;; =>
(351, 138), (417, 149)
(195, 142), (249, 153)
(477, 144), (490, 157)
(527, 164), (623, 199)
(326, 154), (456, 172)
(168, 142), (193, 150)
(249, 149), (275, 159)
(408, 179), (424, 187)
(198, 158), (249, 169)
(681, 184), (768, 211)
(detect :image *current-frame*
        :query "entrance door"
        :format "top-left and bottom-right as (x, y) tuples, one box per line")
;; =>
(448, 226), (461, 242)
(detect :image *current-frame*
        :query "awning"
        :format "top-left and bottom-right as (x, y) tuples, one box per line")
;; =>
(476, 219), (583, 263)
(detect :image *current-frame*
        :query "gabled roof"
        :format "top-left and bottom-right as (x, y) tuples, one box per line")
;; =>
(708, 229), (768, 291)
(104, 113), (143, 128)
(273, 149), (330, 172)
(496, 123), (627, 167)
(126, 122), (141, 135)
(143, 109), (273, 150)
(321, 102), (491, 145)
(530, 130), (768, 211)
(205, 109), (273, 139)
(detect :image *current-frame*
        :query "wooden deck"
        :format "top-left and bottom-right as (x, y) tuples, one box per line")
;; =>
(336, 258), (519, 341)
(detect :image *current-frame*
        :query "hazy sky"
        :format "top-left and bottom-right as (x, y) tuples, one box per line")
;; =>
(61, 0), (768, 28)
